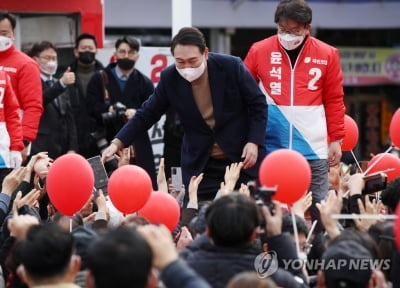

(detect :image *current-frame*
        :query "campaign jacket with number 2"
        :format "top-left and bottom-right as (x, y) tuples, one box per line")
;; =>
(0, 71), (23, 168)
(244, 35), (345, 160)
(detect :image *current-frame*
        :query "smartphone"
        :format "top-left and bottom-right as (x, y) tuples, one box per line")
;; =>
(171, 167), (182, 191)
(362, 173), (387, 195)
(87, 155), (109, 195)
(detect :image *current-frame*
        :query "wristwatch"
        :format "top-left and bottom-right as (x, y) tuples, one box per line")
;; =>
(23, 139), (30, 147)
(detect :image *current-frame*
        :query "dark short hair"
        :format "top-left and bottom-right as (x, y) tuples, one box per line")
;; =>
(170, 27), (207, 56)
(115, 36), (140, 52)
(75, 33), (97, 48)
(274, 0), (312, 25)
(0, 12), (17, 29)
(380, 177), (400, 213)
(16, 223), (74, 281)
(206, 194), (260, 247)
(27, 40), (57, 58)
(86, 226), (152, 288)
(281, 212), (309, 236)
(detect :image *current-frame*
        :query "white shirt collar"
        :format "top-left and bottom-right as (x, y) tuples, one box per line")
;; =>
(115, 66), (131, 80)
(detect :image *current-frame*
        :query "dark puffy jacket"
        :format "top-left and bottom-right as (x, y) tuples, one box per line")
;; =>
(180, 233), (308, 288)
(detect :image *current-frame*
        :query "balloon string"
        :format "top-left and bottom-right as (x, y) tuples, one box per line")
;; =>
(291, 212), (301, 257)
(350, 150), (362, 173)
(306, 220), (318, 244)
(362, 146), (393, 176)
(69, 217), (72, 232)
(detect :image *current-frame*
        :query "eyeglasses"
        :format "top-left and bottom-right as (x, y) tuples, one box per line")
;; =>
(116, 49), (137, 57)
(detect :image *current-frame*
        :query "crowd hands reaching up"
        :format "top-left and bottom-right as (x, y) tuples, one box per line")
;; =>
(0, 149), (397, 288)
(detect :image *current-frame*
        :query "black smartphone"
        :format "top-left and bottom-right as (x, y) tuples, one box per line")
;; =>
(87, 155), (109, 195)
(362, 173), (387, 195)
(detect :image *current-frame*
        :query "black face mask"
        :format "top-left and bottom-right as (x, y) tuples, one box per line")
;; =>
(78, 51), (96, 64)
(117, 58), (135, 70)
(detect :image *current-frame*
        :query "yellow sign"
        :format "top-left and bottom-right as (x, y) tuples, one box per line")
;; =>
(338, 47), (400, 86)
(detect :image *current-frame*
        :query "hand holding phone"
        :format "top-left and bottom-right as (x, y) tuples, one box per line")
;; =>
(362, 172), (387, 195)
(88, 155), (109, 195)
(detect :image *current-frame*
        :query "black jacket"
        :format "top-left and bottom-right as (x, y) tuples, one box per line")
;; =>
(115, 53), (266, 192)
(86, 63), (157, 188)
(180, 233), (308, 288)
(68, 59), (104, 158)
(31, 79), (78, 159)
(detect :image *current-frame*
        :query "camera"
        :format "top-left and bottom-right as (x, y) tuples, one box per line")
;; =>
(248, 181), (277, 215)
(101, 102), (127, 123)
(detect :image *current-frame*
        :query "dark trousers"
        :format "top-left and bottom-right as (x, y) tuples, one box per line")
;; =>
(308, 159), (329, 234)
(193, 158), (255, 203)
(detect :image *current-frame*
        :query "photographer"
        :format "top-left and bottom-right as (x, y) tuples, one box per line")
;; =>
(87, 36), (157, 188)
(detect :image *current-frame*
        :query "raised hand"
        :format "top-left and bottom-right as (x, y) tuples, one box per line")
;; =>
(157, 158), (168, 193)
(176, 226), (193, 252)
(188, 173), (203, 204)
(13, 189), (41, 212)
(291, 190), (312, 218)
(1, 167), (27, 196)
(137, 224), (179, 269)
(60, 66), (75, 85)
(224, 162), (243, 192)
(353, 196), (381, 232)
(316, 190), (343, 239)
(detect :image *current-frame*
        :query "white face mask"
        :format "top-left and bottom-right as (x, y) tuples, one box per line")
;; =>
(176, 60), (206, 82)
(0, 35), (13, 52)
(278, 33), (304, 50)
(39, 61), (58, 75)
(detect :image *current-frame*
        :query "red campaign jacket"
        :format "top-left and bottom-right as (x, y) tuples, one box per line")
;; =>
(0, 45), (43, 142)
(0, 71), (23, 168)
(244, 35), (345, 160)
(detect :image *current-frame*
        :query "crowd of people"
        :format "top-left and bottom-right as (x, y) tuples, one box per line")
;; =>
(0, 0), (399, 287)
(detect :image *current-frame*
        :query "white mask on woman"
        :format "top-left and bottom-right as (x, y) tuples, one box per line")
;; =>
(176, 60), (206, 82)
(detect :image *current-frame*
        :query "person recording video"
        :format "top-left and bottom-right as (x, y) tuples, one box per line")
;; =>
(86, 36), (157, 188)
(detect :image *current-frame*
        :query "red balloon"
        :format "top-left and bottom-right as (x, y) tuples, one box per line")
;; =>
(139, 192), (180, 232)
(46, 154), (94, 216)
(390, 108), (400, 148)
(341, 115), (359, 151)
(366, 153), (400, 182)
(395, 204), (400, 251)
(108, 165), (152, 214)
(259, 149), (311, 205)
